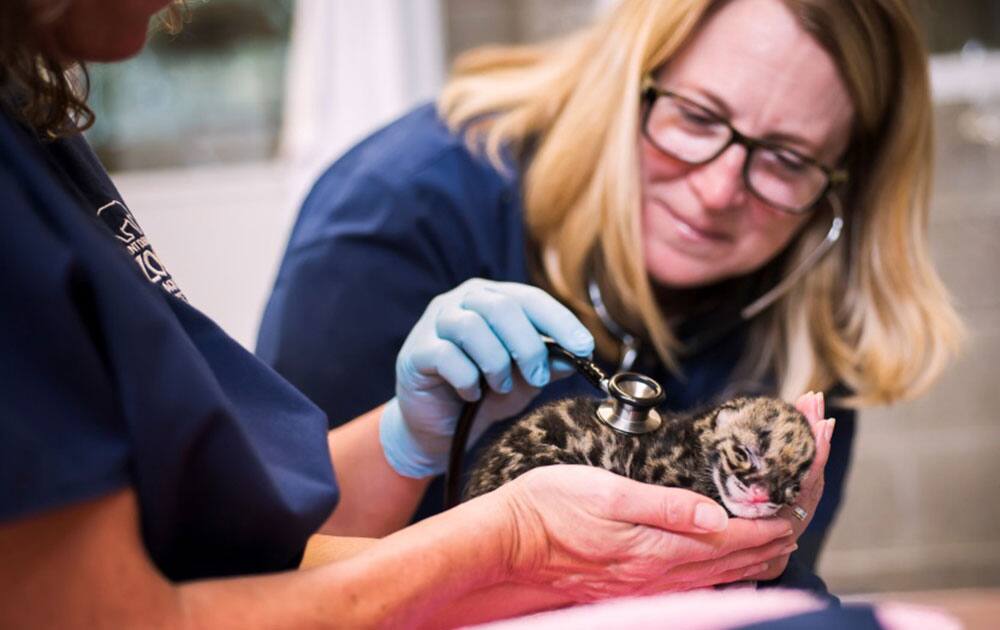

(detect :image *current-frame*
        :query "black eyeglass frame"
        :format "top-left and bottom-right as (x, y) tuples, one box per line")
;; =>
(640, 76), (848, 215)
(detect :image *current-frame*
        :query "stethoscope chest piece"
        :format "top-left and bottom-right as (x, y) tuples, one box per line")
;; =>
(595, 372), (665, 434)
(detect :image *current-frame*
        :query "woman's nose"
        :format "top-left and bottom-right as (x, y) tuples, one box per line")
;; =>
(688, 143), (749, 212)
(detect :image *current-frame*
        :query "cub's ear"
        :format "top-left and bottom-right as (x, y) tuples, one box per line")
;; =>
(715, 407), (742, 428)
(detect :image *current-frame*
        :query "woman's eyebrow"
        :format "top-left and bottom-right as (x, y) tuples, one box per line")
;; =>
(687, 86), (822, 156)
(760, 131), (821, 157)
(684, 86), (733, 119)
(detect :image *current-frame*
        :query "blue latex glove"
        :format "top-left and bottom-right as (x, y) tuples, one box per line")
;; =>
(380, 278), (595, 478)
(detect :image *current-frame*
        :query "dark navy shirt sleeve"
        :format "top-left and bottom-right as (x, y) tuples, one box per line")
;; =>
(0, 110), (338, 581)
(258, 104), (525, 426)
(0, 166), (131, 521)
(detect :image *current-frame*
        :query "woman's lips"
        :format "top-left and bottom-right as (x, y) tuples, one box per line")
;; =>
(657, 200), (732, 243)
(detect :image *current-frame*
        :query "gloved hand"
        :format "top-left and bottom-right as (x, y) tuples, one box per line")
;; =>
(380, 278), (595, 478)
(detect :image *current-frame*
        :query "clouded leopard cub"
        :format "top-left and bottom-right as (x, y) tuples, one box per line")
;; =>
(465, 396), (815, 518)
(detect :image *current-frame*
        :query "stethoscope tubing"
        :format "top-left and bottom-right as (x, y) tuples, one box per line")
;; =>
(445, 338), (598, 508)
(587, 195), (844, 368)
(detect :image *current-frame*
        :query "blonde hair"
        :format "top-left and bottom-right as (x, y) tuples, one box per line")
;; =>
(438, 0), (964, 407)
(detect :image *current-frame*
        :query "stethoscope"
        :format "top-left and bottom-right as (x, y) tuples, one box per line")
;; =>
(589, 196), (844, 368)
(539, 337), (667, 435)
(443, 198), (844, 507)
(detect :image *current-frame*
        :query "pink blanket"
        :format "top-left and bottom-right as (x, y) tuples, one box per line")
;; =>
(465, 588), (960, 630)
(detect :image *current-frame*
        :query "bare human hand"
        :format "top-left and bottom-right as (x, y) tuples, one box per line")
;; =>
(745, 390), (835, 581)
(496, 465), (795, 602)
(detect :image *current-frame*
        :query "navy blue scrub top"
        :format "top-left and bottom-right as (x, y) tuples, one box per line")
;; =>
(257, 104), (857, 587)
(0, 107), (338, 581)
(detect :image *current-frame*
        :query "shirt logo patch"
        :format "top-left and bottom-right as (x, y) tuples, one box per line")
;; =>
(96, 200), (187, 302)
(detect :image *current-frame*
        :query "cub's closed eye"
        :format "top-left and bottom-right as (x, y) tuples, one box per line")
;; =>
(733, 445), (751, 463)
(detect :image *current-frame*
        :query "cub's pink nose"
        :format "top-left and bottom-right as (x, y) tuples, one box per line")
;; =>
(747, 484), (770, 504)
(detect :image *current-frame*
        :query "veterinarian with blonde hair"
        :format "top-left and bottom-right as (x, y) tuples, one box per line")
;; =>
(259, 0), (964, 587)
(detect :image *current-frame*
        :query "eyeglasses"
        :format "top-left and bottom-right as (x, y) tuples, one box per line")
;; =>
(640, 76), (847, 214)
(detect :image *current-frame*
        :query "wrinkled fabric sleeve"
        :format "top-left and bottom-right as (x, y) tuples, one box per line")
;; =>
(0, 167), (130, 522)
(257, 145), (512, 428)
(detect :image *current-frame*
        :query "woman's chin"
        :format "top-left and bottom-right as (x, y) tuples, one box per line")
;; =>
(642, 240), (735, 288)
(645, 258), (727, 289)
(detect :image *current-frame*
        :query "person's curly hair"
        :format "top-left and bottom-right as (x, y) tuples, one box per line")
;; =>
(0, 0), (187, 138)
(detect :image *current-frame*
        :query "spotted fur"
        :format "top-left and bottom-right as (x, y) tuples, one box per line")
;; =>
(464, 396), (816, 518)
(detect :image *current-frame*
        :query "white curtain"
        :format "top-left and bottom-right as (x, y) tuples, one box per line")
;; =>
(280, 0), (446, 200)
